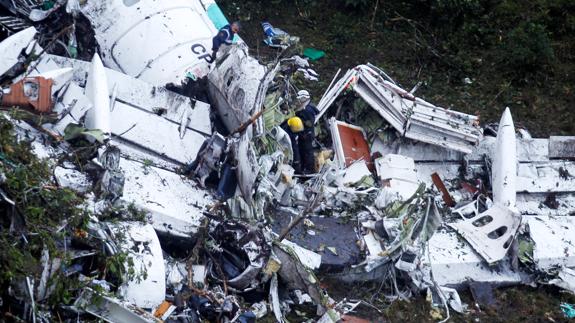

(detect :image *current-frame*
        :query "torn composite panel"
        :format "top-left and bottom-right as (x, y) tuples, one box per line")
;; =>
(31, 55), (210, 164)
(112, 222), (166, 309)
(75, 288), (159, 323)
(374, 136), (552, 163)
(316, 65), (481, 154)
(80, 0), (218, 85)
(0, 26), (36, 76)
(426, 229), (522, 287)
(526, 216), (575, 271)
(121, 158), (212, 238)
(414, 161), (575, 216)
(37, 55), (212, 135)
(207, 45), (278, 133)
(448, 204), (521, 264)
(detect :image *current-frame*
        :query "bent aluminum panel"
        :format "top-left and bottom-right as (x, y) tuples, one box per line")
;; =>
(449, 204), (521, 264)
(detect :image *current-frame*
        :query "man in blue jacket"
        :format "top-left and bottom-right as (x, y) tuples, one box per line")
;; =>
(211, 21), (240, 61)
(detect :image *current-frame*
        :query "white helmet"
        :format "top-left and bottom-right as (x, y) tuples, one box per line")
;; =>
(296, 90), (310, 101)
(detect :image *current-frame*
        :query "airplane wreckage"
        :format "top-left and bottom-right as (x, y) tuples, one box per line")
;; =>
(0, 0), (575, 322)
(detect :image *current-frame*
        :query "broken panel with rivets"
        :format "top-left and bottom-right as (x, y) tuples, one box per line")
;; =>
(448, 204), (521, 264)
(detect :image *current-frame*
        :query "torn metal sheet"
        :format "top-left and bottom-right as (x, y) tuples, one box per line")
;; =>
(527, 216), (575, 270)
(207, 45), (277, 133)
(375, 154), (420, 200)
(110, 100), (206, 164)
(329, 118), (372, 169)
(26, 67), (74, 95)
(273, 242), (328, 312)
(426, 229), (522, 287)
(80, 0), (218, 85)
(39, 54), (212, 135)
(280, 239), (322, 270)
(269, 273), (284, 323)
(54, 166), (91, 193)
(0, 26), (36, 76)
(449, 204), (521, 264)
(50, 83), (93, 135)
(120, 158), (212, 238)
(342, 160), (372, 186)
(233, 132), (260, 206)
(549, 136), (575, 159)
(549, 267), (575, 295)
(375, 154), (417, 183)
(113, 222), (166, 309)
(316, 65), (481, 154)
(210, 221), (270, 292)
(75, 288), (159, 323)
(492, 108), (516, 209)
(516, 161), (575, 194)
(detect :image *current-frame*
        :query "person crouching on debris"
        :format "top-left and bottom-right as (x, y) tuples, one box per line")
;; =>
(211, 21), (241, 61)
(281, 90), (319, 174)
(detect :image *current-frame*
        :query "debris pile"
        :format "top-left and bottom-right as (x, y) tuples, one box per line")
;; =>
(1, 0), (575, 322)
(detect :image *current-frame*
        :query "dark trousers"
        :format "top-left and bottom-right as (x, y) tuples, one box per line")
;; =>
(290, 130), (315, 174)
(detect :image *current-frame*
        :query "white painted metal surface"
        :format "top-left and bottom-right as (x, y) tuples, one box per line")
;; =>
(39, 54), (212, 135)
(50, 83), (93, 135)
(492, 108), (517, 209)
(207, 45), (274, 133)
(316, 65), (481, 153)
(375, 154), (418, 183)
(0, 26), (36, 77)
(84, 54), (111, 136)
(375, 154), (420, 200)
(516, 161), (575, 193)
(234, 132), (260, 206)
(549, 136), (575, 159)
(342, 161), (371, 186)
(120, 158), (212, 238)
(75, 288), (158, 323)
(26, 67), (74, 95)
(111, 100), (205, 164)
(54, 166), (91, 193)
(114, 222), (166, 309)
(449, 203), (521, 264)
(80, 0), (218, 85)
(427, 229), (522, 287)
(280, 239), (322, 270)
(527, 216), (575, 270)
(30, 55), (209, 163)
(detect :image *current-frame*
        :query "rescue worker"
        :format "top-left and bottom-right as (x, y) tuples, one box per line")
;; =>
(211, 21), (240, 61)
(281, 90), (319, 174)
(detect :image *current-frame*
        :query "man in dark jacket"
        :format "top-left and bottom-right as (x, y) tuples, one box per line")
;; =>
(280, 90), (319, 174)
(294, 90), (318, 174)
(211, 21), (240, 60)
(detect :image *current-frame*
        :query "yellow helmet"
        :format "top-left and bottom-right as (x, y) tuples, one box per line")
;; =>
(287, 117), (304, 133)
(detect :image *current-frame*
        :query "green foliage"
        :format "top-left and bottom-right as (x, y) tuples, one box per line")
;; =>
(500, 22), (555, 72)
